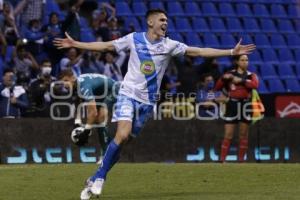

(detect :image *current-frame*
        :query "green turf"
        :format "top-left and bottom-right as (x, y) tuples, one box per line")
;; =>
(0, 163), (299, 200)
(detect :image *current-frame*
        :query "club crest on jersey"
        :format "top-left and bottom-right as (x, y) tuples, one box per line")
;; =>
(140, 61), (155, 75)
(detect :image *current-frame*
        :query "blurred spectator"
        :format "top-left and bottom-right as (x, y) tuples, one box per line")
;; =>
(91, 10), (109, 42)
(103, 51), (126, 81)
(197, 58), (221, 81)
(17, 0), (44, 26)
(28, 59), (56, 117)
(62, 0), (84, 41)
(13, 44), (39, 79)
(81, 51), (104, 74)
(0, 2), (20, 46)
(0, 68), (29, 118)
(60, 47), (83, 77)
(177, 57), (198, 94)
(24, 19), (46, 62)
(42, 12), (63, 65)
(164, 65), (181, 95)
(107, 16), (123, 40)
(196, 73), (225, 118)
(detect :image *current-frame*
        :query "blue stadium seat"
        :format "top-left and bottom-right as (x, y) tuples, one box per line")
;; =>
(260, 19), (277, 33)
(79, 17), (89, 29)
(217, 57), (231, 66)
(262, 49), (279, 64)
(218, 3), (235, 17)
(270, 34), (287, 49)
(287, 4), (300, 18)
(220, 34), (236, 48)
(167, 2), (185, 16)
(260, 63), (278, 80)
(202, 33), (219, 48)
(149, 2), (165, 10)
(124, 17), (142, 32)
(267, 79), (286, 93)
(167, 32), (184, 43)
(201, 2), (219, 17)
(286, 34), (300, 49)
(278, 49), (295, 64)
(184, 33), (202, 47)
(132, 2), (147, 16)
(284, 79), (300, 92)
(226, 18), (243, 33)
(240, 34), (254, 44)
(248, 65), (257, 74)
(115, 2), (133, 16)
(236, 3), (253, 17)
(277, 63), (296, 79)
(209, 18), (227, 32)
(167, 18), (176, 33)
(278, 19), (295, 33)
(258, 77), (269, 94)
(45, 0), (61, 15)
(80, 29), (96, 42)
(253, 4), (269, 18)
(295, 64), (300, 79)
(243, 18), (260, 33)
(254, 33), (271, 49)
(174, 17), (193, 32)
(192, 18), (210, 33)
(270, 4), (287, 18)
(184, 1), (201, 17)
(295, 49), (300, 62)
(248, 50), (262, 65)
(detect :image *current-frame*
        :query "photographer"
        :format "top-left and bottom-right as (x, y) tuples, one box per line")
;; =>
(28, 59), (56, 117)
(0, 68), (29, 118)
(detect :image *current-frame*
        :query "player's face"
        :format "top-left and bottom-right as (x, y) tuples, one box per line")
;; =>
(150, 13), (168, 37)
(237, 55), (249, 71)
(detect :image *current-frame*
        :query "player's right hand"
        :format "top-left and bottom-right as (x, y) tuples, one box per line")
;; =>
(53, 32), (75, 49)
(71, 127), (92, 146)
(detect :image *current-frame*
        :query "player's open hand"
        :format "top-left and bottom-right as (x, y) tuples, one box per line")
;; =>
(233, 39), (256, 55)
(53, 32), (75, 49)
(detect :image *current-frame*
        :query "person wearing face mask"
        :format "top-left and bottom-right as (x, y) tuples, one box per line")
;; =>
(215, 55), (259, 163)
(0, 68), (29, 118)
(28, 59), (56, 117)
(196, 73), (226, 118)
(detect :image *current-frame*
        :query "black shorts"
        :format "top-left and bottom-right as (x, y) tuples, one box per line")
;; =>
(223, 98), (252, 124)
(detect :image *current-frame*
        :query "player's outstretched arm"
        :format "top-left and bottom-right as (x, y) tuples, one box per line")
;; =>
(185, 39), (256, 57)
(53, 32), (115, 52)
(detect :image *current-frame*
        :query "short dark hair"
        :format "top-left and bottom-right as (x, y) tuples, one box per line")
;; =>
(3, 68), (14, 76)
(58, 69), (74, 80)
(146, 9), (167, 20)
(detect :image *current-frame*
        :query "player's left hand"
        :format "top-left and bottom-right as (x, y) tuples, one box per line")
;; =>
(232, 39), (256, 55)
(71, 127), (92, 146)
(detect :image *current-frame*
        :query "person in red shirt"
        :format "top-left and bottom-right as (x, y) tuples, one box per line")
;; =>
(215, 54), (259, 162)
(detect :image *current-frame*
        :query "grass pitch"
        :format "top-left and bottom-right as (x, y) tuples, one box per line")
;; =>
(0, 163), (299, 200)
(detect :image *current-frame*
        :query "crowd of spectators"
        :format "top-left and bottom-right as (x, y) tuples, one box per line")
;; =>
(0, 0), (222, 118)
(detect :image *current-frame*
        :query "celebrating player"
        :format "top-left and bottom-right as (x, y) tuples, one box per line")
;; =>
(58, 69), (119, 164)
(54, 9), (256, 200)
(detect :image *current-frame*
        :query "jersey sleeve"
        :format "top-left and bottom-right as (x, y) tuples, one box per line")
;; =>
(112, 33), (133, 53)
(168, 38), (188, 57)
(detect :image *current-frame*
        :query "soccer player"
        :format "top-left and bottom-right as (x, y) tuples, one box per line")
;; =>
(58, 69), (119, 163)
(54, 9), (256, 200)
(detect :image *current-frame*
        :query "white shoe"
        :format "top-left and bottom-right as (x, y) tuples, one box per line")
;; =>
(80, 178), (93, 200)
(96, 156), (104, 165)
(91, 178), (105, 195)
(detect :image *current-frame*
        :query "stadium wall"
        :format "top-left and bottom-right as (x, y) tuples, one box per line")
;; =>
(0, 118), (299, 164)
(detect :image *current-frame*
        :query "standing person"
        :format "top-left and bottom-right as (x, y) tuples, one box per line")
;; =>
(54, 9), (256, 200)
(0, 69), (29, 118)
(214, 55), (259, 163)
(103, 50), (126, 81)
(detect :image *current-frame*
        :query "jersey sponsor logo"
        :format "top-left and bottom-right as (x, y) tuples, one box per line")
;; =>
(140, 61), (155, 75)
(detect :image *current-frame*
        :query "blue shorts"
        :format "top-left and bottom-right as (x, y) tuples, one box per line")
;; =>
(112, 94), (154, 137)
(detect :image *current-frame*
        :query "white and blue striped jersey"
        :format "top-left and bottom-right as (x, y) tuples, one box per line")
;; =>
(113, 32), (187, 105)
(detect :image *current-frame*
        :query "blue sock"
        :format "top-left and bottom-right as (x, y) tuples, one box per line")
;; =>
(91, 140), (120, 181)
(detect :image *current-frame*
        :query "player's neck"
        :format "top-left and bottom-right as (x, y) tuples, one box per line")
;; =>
(146, 31), (161, 43)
